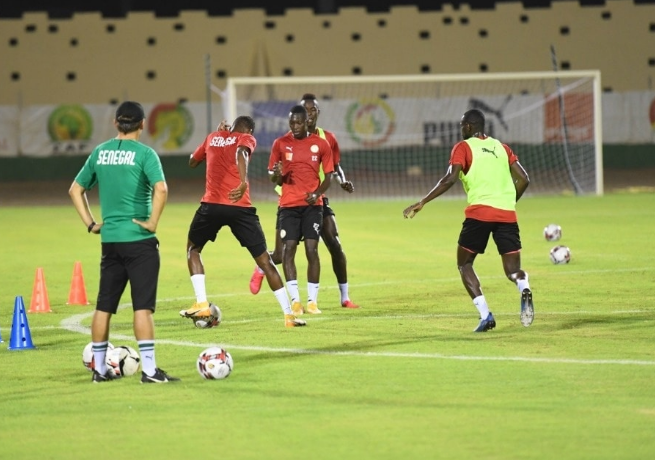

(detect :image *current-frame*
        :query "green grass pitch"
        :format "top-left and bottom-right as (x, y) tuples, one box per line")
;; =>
(1, 192), (654, 459)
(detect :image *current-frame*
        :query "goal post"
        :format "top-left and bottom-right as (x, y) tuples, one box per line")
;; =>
(224, 70), (602, 201)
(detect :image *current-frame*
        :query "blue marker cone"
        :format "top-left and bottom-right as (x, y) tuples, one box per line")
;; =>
(8, 296), (36, 350)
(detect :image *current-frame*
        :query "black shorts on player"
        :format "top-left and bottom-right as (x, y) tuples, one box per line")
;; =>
(322, 196), (335, 218)
(188, 202), (267, 257)
(278, 205), (323, 242)
(96, 237), (160, 313)
(458, 218), (521, 255)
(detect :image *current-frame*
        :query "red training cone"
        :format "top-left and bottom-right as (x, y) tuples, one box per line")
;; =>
(67, 261), (90, 305)
(29, 267), (52, 313)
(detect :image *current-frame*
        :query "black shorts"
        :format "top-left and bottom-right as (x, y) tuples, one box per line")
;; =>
(458, 218), (522, 255)
(276, 199), (334, 228)
(188, 203), (267, 257)
(97, 237), (160, 313)
(322, 196), (335, 218)
(278, 205), (323, 241)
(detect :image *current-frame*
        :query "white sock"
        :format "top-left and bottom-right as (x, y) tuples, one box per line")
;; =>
(517, 273), (530, 293)
(338, 283), (349, 303)
(473, 295), (490, 320)
(256, 266), (265, 275)
(273, 287), (292, 315)
(190, 274), (207, 303)
(138, 340), (156, 376)
(286, 280), (300, 303)
(307, 282), (319, 303)
(92, 341), (109, 374)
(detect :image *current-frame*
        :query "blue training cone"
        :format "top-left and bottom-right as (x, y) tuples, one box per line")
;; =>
(8, 296), (36, 350)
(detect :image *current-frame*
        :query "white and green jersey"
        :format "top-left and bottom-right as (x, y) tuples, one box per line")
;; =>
(75, 138), (165, 243)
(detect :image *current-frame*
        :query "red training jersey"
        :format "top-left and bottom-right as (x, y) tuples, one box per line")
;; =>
(191, 130), (257, 207)
(449, 134), (519, 223)
(316, 128), (341, 167)
(269, 132), (334, 207)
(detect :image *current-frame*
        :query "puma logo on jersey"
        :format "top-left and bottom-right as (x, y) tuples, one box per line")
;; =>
(482, 146), (498, 158)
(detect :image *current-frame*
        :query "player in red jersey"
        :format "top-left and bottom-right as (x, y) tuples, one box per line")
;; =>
(180, 116), (306, 328)
(403, 109), (533, 332)
(268, 105), (334, 316)
(249, 94), (360, 309)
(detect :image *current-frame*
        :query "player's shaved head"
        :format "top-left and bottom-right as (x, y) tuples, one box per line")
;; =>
(462, 109), (485, 130)
(232, 115), (255, 133)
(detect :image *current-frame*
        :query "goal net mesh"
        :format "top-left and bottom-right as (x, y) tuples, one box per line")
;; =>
(224, 72), (601, 202)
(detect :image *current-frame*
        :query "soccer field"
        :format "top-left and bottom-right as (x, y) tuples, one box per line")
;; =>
(1, 193), (654, 460)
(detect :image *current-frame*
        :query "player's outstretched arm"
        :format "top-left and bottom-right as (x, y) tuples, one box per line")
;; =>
(403, 164), (461, 218)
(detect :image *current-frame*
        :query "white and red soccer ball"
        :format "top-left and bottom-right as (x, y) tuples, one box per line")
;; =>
(549, 245), (571, 265)
(543, 224), (562, 242)
(105, 345), (141, 377)
(197, 347), (233, 380)
(82, 341), (114, 372)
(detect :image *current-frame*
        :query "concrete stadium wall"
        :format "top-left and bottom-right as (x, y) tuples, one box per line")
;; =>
(1, 1), (655, 106)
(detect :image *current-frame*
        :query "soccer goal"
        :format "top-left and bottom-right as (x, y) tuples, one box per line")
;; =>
(223, 71), (602, 201)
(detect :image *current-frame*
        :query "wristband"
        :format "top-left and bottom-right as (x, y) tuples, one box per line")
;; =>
(87, 222), (96, 233)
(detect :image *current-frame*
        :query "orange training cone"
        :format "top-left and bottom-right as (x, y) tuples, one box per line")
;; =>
(29, 267), (52, 313)
(67, 261), (89, 305)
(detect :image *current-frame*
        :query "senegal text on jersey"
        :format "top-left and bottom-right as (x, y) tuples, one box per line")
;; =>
(96, 150), (136, 165)
(209, 136), (237, 147)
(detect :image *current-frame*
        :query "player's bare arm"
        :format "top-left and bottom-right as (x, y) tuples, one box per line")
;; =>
(403, 164), (462, 218)
(510, 161), (530, 202)
(333, 163), (354, 193)
(229, 146), (250, 202)
(306, 174), (332, 205)
(269, 161), (284, 185)
(68, 180), (103, 234)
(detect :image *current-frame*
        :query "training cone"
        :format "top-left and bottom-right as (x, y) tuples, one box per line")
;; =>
(67, 261), (89, 305)
(8, 296), (36, 350)
(29, 267), (52, 313)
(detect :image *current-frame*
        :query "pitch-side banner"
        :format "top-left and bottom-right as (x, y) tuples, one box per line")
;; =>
(602, 91), (655, 143)
(240, 92), (655, 151)
(1, 92), (654, 157)
(13, 102), (226, 157)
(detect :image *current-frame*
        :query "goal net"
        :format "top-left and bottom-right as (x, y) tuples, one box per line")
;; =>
(223, 71), (602, 201)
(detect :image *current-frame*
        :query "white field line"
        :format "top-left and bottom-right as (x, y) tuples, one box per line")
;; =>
(57, 306), (655, 368)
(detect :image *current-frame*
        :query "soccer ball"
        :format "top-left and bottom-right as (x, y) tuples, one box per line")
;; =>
(197, 347), (233, 380)
(106, 345), (141, 377)
(544, 224), (562, 241)
(82, 341), (114, 372)
(549, 245), (571, 264)
(194, 304), (222, 329)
